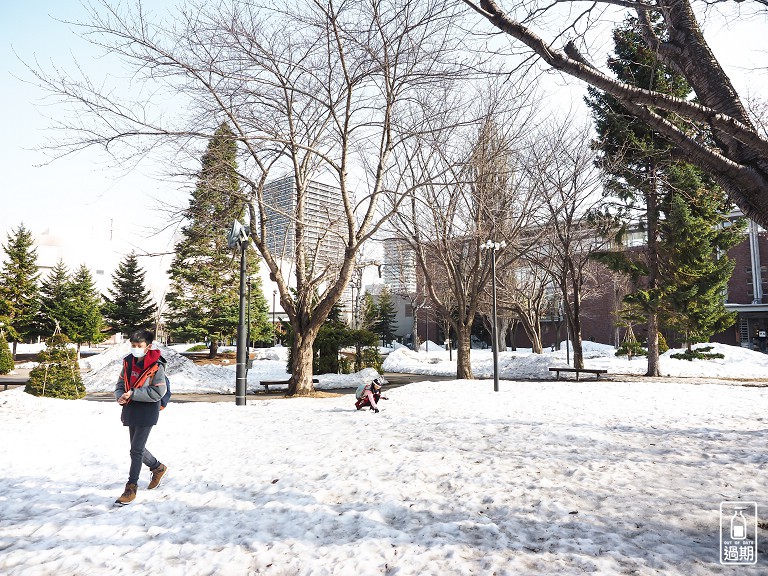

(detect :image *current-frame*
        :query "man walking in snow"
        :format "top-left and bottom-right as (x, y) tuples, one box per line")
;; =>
(114, 330), (168, 506)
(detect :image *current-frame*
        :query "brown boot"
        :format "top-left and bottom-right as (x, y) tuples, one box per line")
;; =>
(148, 463), (167, 490)
(114, 482), (138, 506)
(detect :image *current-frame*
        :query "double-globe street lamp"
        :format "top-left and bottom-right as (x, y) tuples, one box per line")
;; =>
(482, 239), (506, 392)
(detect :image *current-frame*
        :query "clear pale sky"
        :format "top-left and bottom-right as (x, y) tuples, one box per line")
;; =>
(0, 2), (766, 287)
(1, 1), (187, 296)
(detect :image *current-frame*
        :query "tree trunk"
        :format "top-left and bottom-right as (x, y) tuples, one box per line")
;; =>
(569, 276), (584, 370)
(455, 329), (473, 379)
(497, 317), (510, 352)
(12, 341), (17, 361)
(518, 314), (543, 354)
(646, 312), (661, 377)
(208, 339), (219, 359)
(288, 330), (317, 396)
(646, 165), (661, 377)
(508, 319), (518, 351)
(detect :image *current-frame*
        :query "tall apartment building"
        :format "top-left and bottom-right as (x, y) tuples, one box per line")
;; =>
(263, 175), (344, 267)
(382, 238), (417, 294)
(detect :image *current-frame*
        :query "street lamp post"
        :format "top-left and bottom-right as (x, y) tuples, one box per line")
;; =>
(227, 219), (250, 406)
(482, 239), (506, 392)
(235, 233), (249, 405)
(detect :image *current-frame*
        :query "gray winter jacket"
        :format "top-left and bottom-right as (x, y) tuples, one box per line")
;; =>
(115, 354), (167, 427)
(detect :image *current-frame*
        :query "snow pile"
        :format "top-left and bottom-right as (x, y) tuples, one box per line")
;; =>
(383, 347), (455, 376)
(82, 343), (238, 394)
(418, 339), (443, 352)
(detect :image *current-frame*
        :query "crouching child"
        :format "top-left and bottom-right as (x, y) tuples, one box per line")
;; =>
(355, 377), (387, 413)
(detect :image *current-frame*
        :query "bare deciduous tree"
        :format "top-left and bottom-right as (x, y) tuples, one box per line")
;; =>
(463, 0), (768, 228)
(526, 119), (618, 369)
(29, 0), (465, 395)
(498, 256), (550, 353)
(387, 89), (543, 378)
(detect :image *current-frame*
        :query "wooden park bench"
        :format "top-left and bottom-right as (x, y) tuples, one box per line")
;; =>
(549, 367), (607, 381)
(258, 377), (319, 393)
(1, 382), (23, 391)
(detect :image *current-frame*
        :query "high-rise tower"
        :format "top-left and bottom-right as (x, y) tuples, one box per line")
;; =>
(263, 175), (344, 267)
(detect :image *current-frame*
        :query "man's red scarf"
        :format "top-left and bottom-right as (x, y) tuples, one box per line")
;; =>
(126, 349), (162, 389)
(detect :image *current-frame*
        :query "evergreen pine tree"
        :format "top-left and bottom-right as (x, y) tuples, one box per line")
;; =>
(102, 252), (157, 337)
(587, 16), (730, 374)
(247, 279), (273, 345)
(374, 286), (398, 346)
(314, 303), (349, 374)
(25, 333), (85, 399)
(359, 293), (379, 331)
(166, 122), (271, 356)
(36, 260), (72, 338)
(660, 192), (744, 348)
(0, 224), (40, 357)
(0, 331), (13, 374)
(66, 264), (107, 355)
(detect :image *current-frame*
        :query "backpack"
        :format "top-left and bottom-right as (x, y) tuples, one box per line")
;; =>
(160, 374), (172, 410)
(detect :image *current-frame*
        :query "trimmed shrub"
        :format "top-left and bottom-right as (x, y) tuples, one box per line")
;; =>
(670, 345), (725, 361)
(615, 339), (647, 358)
(658, 332), (670, 354)
(25, 334), (85, 399)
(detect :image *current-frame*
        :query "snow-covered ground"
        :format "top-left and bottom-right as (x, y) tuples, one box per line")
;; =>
(14, 338), (768, 392)
(0, 342), (766, 574)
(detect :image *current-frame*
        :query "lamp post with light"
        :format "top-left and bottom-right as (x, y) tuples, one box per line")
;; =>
(482, 239), (506, 392)
(227, 220), (250, 406)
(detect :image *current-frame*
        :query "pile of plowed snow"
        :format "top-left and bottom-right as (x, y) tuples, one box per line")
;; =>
(82, 343), (238, 394)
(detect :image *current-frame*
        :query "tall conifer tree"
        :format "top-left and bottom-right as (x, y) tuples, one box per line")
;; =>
(588, 16), (733, 374)
(359, 292), (378, 331)
(66, 264), (106, 355)
(659, 191), (743, 348)
(36, 260), (72, 338)
(166, 122), (270, 356)
(0, 224), (40, 357)
(374, 286), (398, 346)
(103, 252), (157, 337)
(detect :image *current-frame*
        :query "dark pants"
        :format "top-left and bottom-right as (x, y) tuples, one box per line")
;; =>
(128, 426), (159, 484)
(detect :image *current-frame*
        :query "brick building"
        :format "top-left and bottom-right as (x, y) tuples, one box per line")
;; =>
(533, 214), (768, 351)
